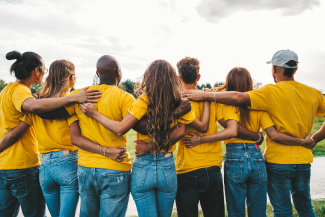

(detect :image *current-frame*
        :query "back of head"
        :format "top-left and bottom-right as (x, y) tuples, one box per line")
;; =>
(282, 60), (297, 77)
(6, 51), (43, 79)
(96, 55), (121, 83)
(136, 60), (181, 153)
(40, 60), (75, 98)
(221, 67), (253, 127)
(176, 57), (200, 84)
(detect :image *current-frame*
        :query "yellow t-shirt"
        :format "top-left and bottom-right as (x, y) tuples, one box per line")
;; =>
(176, 101), (224, 174)
(0, 82), (40, 170)
(247, 80), (325, 164)
(65, 85), (135, 171)
(128, 95), (196, 153)
(21, 113), (78, 154)
(221, 104), (274, 144)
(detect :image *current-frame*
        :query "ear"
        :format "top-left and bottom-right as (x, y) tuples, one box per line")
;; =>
(33, 67), (40, 77)
(294, 67), (298, 73)
(96, 71), (99, 77)
(272, 65), (277, 73)
(177, 76), (181, 83)
(197, 74), (201, 82)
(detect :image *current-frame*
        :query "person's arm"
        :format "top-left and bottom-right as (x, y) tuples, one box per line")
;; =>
(188, 101), (210, 133)
(182, 119), (238, 148)
(312, 121), (325, 145)
(21, 87), (101, 113)
(265, 126), (314, 147)
(218, 118), (262, 144)
(0, 122), (31, 152)
(69, 121), (126, 162)
(182, 90), (251, 106)
(135, 122), (186, 156)
(79, 103), (138, 136)
(36, 107), (71, 120)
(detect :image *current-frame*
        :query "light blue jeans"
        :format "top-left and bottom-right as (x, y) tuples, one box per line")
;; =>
(40, 150), (79, 217)
(0, 166), (45, 217)
(266, 162), (316, 217)
(224, 143), (267, 217)
(131, 153), (177, 217)
(78, 165), (130, 217)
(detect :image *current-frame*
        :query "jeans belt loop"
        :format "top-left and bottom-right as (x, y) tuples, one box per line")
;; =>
(243, 143), (247, 151)
(63, 150), (69, 155)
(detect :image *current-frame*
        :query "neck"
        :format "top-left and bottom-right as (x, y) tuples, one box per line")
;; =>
(181, 82), (197, 91)
(16, 79), (34, 89)
(98, 75), (117, 86)
(276, 75), (295, 83)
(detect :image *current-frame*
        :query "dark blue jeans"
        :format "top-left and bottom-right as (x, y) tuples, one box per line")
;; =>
(78, 165), (130, 217)
(224, 143), (267, 217)
(131, 153), (177, 217)
(266, 162), (316, 217)
(176, 166), (225, 217)
(0, 166), (45, 217)
(40, 150), (79, 217)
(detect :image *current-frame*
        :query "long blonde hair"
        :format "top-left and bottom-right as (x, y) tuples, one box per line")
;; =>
(39, 60), (75, 98)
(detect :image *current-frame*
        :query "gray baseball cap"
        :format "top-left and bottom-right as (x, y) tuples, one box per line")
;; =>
(266, 49), (299, 68)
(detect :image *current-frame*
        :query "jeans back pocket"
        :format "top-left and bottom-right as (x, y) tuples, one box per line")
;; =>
(56, 159), (78, 185)
(162, 164), (177, 189)
(3, 174), (27, 198)
(254, 159), (267, 179)
(104, 172), (128, 198)
(131, 163), (149, 189)
(225, 159), (243, 179)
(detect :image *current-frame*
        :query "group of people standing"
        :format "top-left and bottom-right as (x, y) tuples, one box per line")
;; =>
(0, 49), (324, 217)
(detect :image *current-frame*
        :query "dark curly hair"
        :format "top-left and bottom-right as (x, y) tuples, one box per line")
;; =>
(176, 57), (200, 84)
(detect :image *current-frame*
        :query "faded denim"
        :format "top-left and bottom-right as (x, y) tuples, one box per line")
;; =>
(131, 153), (177, 217)
(78, 165), (130, 217)
(0, 166), (45, 217)
(40, 150), (79, 217)
(224, 143), (267, 217)
(266, 162), (316, 217)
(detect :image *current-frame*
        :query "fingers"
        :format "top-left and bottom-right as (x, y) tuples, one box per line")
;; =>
(85, 89), (101, 94)
(86, 100), (99, 103)
(86, 95), (101, 99)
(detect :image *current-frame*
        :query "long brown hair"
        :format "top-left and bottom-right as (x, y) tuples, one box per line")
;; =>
(39, 60), (75, 99)
(218, 67), (253, 128)
(136, 60), (181, 153)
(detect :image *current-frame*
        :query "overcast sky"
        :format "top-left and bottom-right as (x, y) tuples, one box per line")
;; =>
(0, 0), (324, 91)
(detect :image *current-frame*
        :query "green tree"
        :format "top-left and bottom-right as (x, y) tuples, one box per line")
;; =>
(70, 86), (75, 92)
(206, 83), (212, 89)
(93, 75), (99, 85)
(214, 82), (224, 87)
(197, 84), (201, 90)
(118, 83), (127, 92)
(0, 79), (8, 92)
(31, 83), (42, 94)
(120, 79), (135, 95)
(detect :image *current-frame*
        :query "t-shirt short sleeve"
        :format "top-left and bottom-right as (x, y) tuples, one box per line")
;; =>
(215, 103), (224, 121)
(128, 95), (148, 120)
(178, 109), (195, 124)
(247, 85), (270, 111)
(64, 105), (75, 116)
(21, 113), (33, 126)
(316, 95), (325, 118)
(260, 112), (275, 130)
(67, 115), (79, 126)
(12, 85), (34, 113)
(223, 105), (240, 122)
(121, 93), (136, 118)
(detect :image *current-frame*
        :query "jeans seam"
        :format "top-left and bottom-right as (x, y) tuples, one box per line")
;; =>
(162, 165), (176, 188)
(131, 164), (148, 189)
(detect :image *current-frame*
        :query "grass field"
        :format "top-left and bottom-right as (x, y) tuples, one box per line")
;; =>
(126, 117), (325, 162)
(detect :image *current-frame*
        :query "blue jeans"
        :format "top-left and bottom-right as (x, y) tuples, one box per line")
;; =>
(224, 143), (267, 217)
(131, 153), (177, 217)
(78, 165), (130, 217)
(40, 150), (79, 217)
(266, 162), (316, 217)
(0, 166), (45, 217)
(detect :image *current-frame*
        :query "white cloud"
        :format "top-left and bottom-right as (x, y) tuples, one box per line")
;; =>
(0, 0), (324, 92)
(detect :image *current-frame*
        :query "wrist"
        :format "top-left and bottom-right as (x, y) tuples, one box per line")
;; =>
(67, 94), (78, 103)
(254, 134), (262, 143)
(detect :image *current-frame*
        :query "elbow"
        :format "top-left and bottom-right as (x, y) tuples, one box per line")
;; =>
(116, 128), (127, 137)
(70, 135), (78, 147)
(230, 130), (238, 138)
(29, 105), (42, 113)
(201, 126), (209, 133)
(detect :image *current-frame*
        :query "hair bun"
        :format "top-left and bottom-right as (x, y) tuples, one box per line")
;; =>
(6, 51), (22, 61)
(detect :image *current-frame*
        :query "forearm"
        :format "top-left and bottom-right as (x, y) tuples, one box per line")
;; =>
(201, 128), (236, 143)
(0, 133), (19, 152)
(92, 112), (131, 136)
(170, 123), (186, 144)
(36, 107), (71, 120)
(237, 125), (259, 141)
(23, 96), (76, 113)
(71, 134), (101, 154)
(190, 91), (250, 106)
(312, 122), (325, 143)
(200, 101), (210, 131)
(132, 117), (148, 135)
(266, 127), (304, 146)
